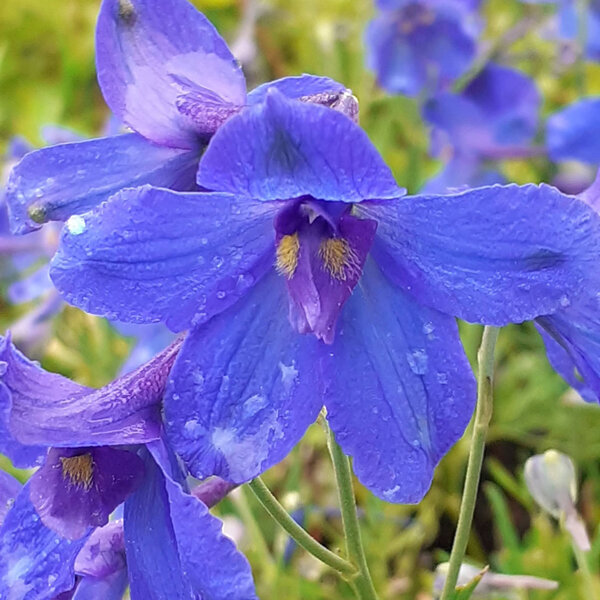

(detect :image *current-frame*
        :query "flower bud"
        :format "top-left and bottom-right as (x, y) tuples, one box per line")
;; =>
(524, 450), (577, 518)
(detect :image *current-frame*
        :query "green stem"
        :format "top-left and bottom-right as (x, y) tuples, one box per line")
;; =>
(248, 477), (356, 576)
(572, 539), (598, 600)
(326, 423), (380, 600)
(440, 326), (500, 600)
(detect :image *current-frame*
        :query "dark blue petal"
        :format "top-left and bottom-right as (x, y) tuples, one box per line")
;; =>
(124, 448), (257, 600)
(0, 334), (182, 447)
(198, 89), (403, 202)
(96, 0), (246, 148)
(51, 186), (277, 330)
(536, 297), (600, 403)
(547, 98), (600, 164)
(0, 483), (89, 600)
(6, 133), (200, 234)
(365, 184), (600, 325)
(164, 271), (323, 483)
(247, 75), (346, 105)
(323, 260), (475, 502)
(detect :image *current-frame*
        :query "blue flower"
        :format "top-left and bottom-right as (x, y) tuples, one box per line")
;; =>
(547, 97), (600, 165)
(0, 336), (256, 599)
(0, 444), (256, 600)
(365, 0), (480, 96)
(422, 64), (541, 193)
(48, 90), (600, 503)
(5, 0), (351, 235)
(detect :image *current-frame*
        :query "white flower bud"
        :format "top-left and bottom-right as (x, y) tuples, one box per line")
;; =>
(524, 450), (577, 518)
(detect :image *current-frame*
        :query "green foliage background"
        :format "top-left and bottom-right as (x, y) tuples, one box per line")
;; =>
(2, 1), (600, 598)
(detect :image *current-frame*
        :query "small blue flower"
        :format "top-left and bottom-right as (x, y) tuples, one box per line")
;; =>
(365, 0), (480, 96)
(547, 97), (600, 164)
(48, 91), (600, 503)
(5, 0), (352, 235)
(422, 64), (541, 192)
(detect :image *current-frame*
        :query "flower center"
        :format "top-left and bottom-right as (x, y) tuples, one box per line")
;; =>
(60, 453), (94, 490)
(274, 199), (377, 343)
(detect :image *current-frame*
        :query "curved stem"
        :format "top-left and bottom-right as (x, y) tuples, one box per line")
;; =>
(440, 326), (500, 600)
(248, 477), (356, 576)
(326, 423), (380, 600)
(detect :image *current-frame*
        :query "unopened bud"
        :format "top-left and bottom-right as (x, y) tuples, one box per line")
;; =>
(524, 450), (577, 518)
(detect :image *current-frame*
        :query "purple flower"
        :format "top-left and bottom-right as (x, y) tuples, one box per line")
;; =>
(0, 442), (257, 599)
(547, 97), (600, 164)
(5, 0), (352, 235)
(365, 0), (480, 96)
(29, 447), (144, 540)
(422, 64), (541, 193)
(49, 90), (600, 503)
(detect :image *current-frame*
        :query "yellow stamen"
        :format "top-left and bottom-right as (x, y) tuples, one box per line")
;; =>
(276, 233), (300, 278)
(319, 238), (358, 281)
(60, 454), (94, 490)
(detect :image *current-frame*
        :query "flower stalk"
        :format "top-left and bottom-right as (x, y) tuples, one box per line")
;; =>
(247, 477), (357, 576)
(440, 326), (500, 600)
(325, 423), (380, 600)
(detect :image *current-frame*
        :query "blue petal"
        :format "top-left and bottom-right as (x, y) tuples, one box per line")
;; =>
(0, 334), (181, 447)
(323, 260), (475, 503)
(8, 265), (53, 304)
(365, 184), (600, 325)
(124, 448), (257, 600)
(247, 75), (346, 105)
(72, 571), (128, 600)
(547, 98), (600, 164)
(536, 297), (600, 403)
(197, 89), (403, 202)
(6, 133), (200, 234)
(164, 271), (323, 483)
(0, 483), (89, 600)
(96, 0), (246, 148)
(0, 471), (21, 526)
(51, 186), (278, 330)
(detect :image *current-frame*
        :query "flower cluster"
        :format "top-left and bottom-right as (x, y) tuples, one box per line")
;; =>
(3, 0), (600, 597)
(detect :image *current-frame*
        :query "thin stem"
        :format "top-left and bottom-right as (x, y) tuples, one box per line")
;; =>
(248, 477), (356, 576)
(326, 423), (380, 600)
(572, 539), (599, 600)
(440, 326), (500, 600)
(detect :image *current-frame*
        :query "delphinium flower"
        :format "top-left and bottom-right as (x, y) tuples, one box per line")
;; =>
(421, 64), (541, 193)
(547, 97), (600, 165)
(5, 0), (354, 236)
(365, 0), (481, 96)
(49, 89), (600, 503)
(0, 335), (256, 599)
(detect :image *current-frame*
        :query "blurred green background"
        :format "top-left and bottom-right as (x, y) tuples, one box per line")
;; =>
(2, 0), (600, 598)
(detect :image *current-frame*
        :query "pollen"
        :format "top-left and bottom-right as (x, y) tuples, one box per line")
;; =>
(276, 233), (300, 278)
(60, 454), (94, 490)
(319, 237), (358, 281)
